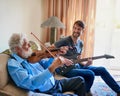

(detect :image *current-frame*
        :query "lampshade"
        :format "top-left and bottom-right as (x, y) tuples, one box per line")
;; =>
(41, 16), (65, 28)
(41, 16), (65, 44)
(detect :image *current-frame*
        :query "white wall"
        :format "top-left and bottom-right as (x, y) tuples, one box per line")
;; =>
(0, 0), (46, 52)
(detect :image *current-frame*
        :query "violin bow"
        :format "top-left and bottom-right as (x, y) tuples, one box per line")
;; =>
(31, 32), (55, 58)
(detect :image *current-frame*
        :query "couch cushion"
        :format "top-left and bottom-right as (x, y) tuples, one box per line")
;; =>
(0, 53), (72, 96)
(0, 54), (10, 88)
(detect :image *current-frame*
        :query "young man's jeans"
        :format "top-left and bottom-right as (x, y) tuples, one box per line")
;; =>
(63, 64), (120, 93)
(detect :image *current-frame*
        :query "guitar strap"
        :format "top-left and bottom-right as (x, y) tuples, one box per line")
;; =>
(62, 36), (83, 59)
(68, 36), (83, 54)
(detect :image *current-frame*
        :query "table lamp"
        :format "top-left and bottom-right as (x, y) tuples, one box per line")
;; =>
(41, 16), (65, 44)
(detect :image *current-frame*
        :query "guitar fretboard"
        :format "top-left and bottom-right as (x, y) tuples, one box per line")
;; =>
(71, 55), (114, 64)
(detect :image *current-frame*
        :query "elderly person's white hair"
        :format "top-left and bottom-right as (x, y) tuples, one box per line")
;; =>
(8, 33), (28, 53)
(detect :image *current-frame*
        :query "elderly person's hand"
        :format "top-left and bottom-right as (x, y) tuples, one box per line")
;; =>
(48, 56), (73, 73)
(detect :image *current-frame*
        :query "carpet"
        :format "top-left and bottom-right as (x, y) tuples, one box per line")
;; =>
(91, 76), (120, 96)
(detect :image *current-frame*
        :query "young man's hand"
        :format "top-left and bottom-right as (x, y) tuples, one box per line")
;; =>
(85, 58), (93, 66)
(58, 46), (69, 55)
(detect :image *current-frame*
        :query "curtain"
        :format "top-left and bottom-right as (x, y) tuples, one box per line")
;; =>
(44, 0), (96, 57)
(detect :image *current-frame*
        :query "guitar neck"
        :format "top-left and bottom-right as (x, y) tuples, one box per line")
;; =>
(58, 54), (114, 75)
(72, 55), (105, 64)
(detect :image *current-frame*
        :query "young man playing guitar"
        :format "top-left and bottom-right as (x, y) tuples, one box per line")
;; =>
(54, 20), (120, 96)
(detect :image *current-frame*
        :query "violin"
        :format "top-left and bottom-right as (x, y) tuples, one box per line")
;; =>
(28, 32), (65, 63)
(27, 48), (60, 63)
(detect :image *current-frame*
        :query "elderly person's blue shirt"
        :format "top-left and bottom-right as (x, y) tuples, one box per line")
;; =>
(7, 53), (55, 92)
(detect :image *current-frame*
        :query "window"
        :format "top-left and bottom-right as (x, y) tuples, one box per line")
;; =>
(94, 0), (120, 70)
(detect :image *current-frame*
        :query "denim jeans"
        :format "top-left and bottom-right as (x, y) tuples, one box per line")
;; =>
(43, 76), (86, 96)
(63, 64), (120, 93)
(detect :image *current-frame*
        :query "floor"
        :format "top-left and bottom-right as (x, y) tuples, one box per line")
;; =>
(91, 69), (120, 96)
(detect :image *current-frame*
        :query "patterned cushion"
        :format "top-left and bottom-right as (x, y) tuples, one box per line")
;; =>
(1, 49), (11, 55)
(1, 41), (40, 55)
(29, 41), (39, 51)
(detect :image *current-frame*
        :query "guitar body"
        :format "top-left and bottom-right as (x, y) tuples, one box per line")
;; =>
(56, 54), (115, 75)
(56, 65), (75, 75)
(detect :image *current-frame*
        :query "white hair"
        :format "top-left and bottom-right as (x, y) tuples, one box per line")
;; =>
(8, 33), (28, 53)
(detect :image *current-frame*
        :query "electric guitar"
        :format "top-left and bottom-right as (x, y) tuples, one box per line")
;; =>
(56, 54), (115, 75)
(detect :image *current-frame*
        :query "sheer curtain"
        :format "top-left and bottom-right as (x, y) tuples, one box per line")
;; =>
(94, 0), (120, 70)
(44, 0), (96, 57)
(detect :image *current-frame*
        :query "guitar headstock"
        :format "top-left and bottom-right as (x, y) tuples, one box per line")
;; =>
(104, 54), (115, 59)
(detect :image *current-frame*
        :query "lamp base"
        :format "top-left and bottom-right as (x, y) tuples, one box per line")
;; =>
(50, 27), (56, 44)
